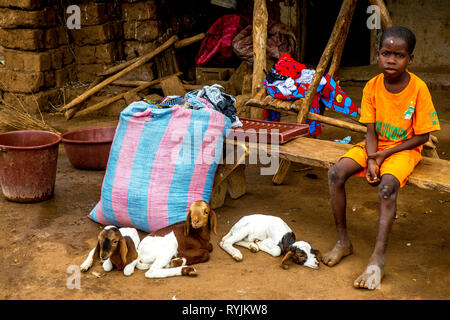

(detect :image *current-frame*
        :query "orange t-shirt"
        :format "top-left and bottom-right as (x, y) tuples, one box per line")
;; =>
(359, 72), (440, 154)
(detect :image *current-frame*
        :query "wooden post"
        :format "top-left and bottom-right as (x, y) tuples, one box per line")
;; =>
(298, 0), (307, 62)
(329, 0), (358, 78)
(369, 0), (393, 30)
(296, 0), (356, 124)
(250, 0), (268, 120)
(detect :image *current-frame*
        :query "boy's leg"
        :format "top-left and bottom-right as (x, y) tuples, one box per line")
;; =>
(322, 157), (364, 267)
(354, 173), (399, 289)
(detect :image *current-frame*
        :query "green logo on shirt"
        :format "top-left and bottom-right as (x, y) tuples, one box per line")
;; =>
(375, 121), (407, 140)
(430, 111), (439, 126)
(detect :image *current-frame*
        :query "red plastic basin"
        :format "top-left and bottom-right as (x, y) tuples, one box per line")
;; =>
(0, 130), (61, 203)
(61, 126), (116, 170)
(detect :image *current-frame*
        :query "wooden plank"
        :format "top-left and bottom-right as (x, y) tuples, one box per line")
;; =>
(272, 137), (450, 192)
(160, 75), (186, 96)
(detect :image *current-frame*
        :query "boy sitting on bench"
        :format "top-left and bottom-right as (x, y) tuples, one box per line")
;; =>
(322, 26), (441, 289)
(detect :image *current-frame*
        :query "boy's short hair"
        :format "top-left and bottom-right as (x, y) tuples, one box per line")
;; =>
(379, 26), (416, 54)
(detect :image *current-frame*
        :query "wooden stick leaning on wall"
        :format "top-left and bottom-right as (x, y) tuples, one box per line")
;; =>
(60, 35), (179, 115)
(250, 0), (267, 120)
(328, 0), (358, 78)
(368, 0), (393, 30)
(297, 0), (356, 124)
(98, 33), (205, 78)
(68, 73), (182, 119)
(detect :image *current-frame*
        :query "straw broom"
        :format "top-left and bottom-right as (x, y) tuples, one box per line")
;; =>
(0, 83), (60, 134)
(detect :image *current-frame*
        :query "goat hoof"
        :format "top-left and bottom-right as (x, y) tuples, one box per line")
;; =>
(170, 258), (185, 268)
(182, 266), (197, 277)
(232, 254), (243, 262)
(249, 244), (259, 253)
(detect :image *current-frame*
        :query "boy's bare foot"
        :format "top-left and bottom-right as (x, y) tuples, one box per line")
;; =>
(322, 241), (353, 267)
(354, 255), (385, 290)
(353, 264), (384, 290)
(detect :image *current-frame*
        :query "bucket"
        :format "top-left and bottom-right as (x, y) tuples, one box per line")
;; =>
(61, 126), (116, 170)
(0, 130), (61, 203)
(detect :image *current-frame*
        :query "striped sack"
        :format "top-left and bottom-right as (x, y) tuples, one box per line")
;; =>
(89, 101), (231, 233)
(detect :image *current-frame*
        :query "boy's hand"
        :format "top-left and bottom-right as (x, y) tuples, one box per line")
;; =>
(366, 159), (380, 186)
(367, 150), (387, 167)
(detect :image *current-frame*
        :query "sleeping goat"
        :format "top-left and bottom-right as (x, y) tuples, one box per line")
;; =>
(136, 200), (216, 278)
(220, 214), (321, 269)
(80, 226), (140, 276)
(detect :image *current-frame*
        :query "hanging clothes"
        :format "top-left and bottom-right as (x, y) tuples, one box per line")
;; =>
(262, 55), (359, 136)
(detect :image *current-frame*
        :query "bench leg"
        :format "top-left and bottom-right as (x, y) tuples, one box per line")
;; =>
(227, 164), (246, 199)
(210, 180), (228, 209)
(272, 159), (291, 185)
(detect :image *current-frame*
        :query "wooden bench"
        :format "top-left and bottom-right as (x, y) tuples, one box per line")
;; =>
(243, 137), (450, 193)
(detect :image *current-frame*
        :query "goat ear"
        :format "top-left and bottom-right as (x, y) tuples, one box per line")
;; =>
(119, 237), (128, 265)
(209, 209), (217, 235)
(280, 251), (293, 269)
(184, 209), (191, 236)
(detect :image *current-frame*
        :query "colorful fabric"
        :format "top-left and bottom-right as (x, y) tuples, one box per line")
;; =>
(263, 109), (280, 122)
(341, 142), (421, 187)
(263, 55), (359, 136)
(195, 14), (249, 66)
(89, 100), (231, 233)
(274, 53), (306, 79)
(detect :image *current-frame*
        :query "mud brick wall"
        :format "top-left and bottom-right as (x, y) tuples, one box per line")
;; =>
(70, 1), (124, 82)
(121, 0), (160, 60)
(0, 0), (164, 114)
(0, 0), (73, 113)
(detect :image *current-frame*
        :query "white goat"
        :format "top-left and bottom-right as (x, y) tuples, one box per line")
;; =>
(220, 214), (321, 269)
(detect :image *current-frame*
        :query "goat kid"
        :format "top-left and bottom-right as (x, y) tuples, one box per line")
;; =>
(220, 214), (321, 269)
(136, 200), (217, 278)
(80, 226), (140, 276)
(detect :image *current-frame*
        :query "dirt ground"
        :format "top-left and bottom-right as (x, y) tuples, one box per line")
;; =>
(0, 85), (449, 300)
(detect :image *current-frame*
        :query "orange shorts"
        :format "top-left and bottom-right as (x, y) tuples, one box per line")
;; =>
(341, 143), (422, 187)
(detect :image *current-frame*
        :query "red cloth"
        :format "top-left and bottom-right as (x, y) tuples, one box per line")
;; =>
(195, 14), (249, 66)
(274, 53), (306, 79)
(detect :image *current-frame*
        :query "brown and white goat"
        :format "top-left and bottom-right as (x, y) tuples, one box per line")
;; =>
(136, 200), (217, 278)
(220, 214), (321, 269)
(80, 226), (140, 276)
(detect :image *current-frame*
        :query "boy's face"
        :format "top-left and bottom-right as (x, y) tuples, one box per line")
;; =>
(377, 36), (413, 81)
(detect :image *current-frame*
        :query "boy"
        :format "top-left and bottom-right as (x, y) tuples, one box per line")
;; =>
(322, 26), (440, 290)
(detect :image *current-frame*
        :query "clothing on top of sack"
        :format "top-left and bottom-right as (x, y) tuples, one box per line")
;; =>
(195, 14), (249, 66)
(263, 69), (288, 84)
(188, 84), (243, 128)
(232, 21), (297, 66)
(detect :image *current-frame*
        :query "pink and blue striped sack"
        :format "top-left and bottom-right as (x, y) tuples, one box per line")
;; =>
(89, 99), (231, 233)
